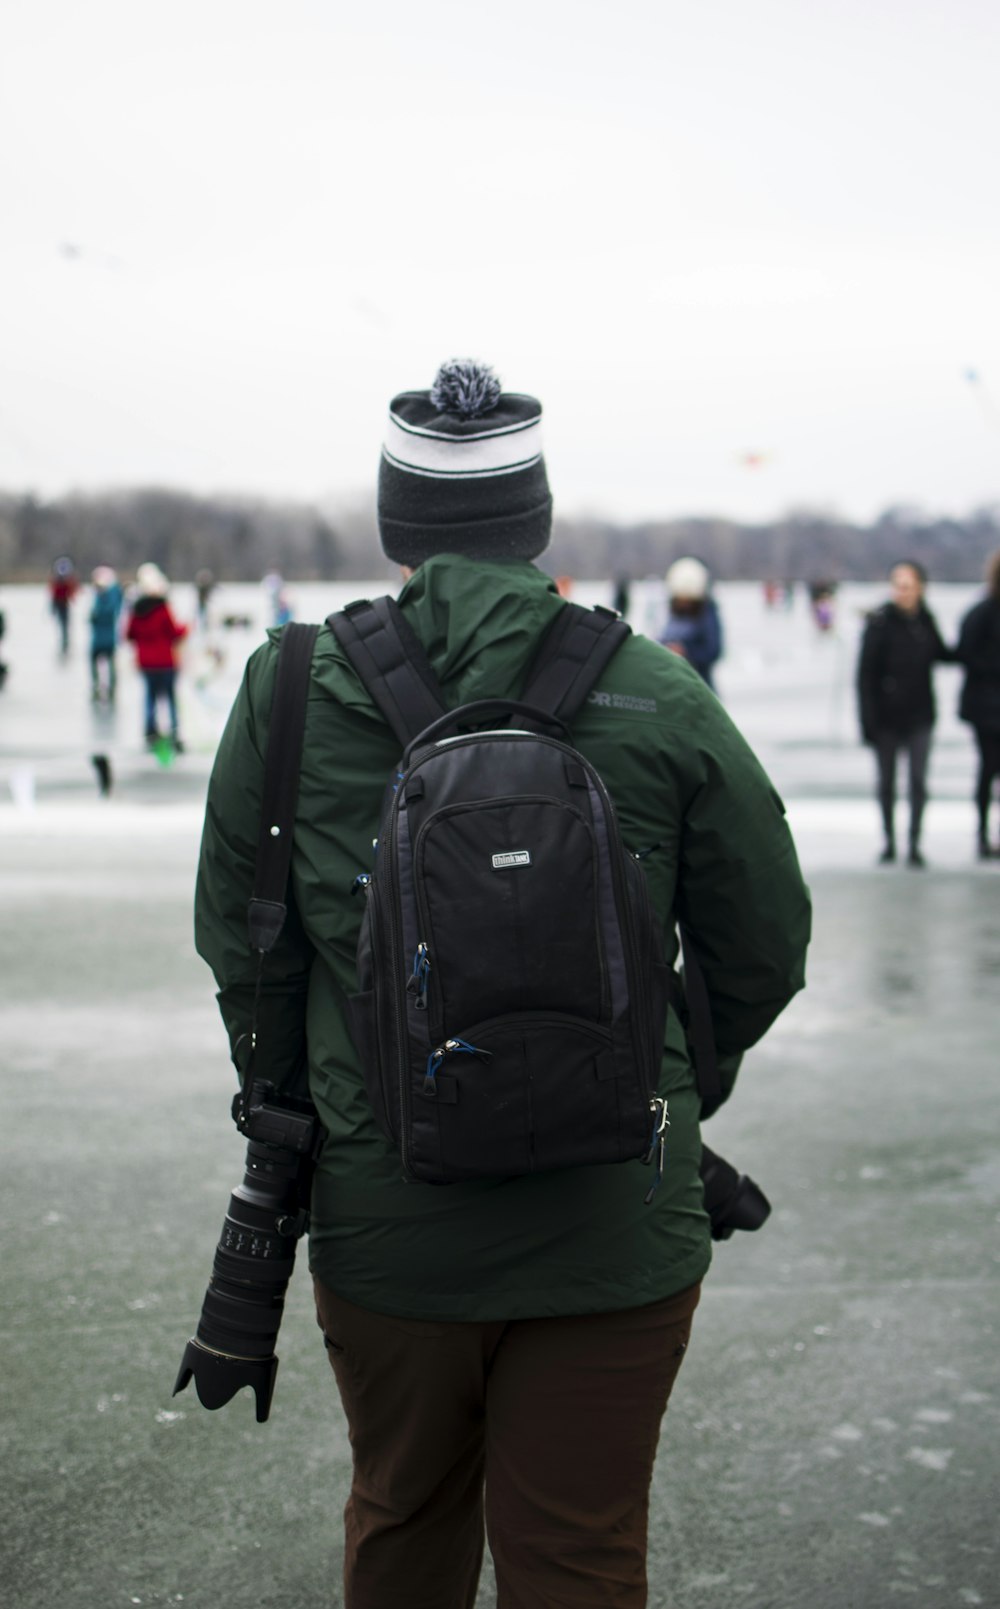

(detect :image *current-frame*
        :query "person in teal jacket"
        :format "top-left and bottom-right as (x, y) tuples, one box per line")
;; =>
(194, 361), (811, 1609)
(88, 566), (123, 702)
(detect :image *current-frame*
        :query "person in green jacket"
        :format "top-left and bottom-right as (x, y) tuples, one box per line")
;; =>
(194, 361), (811, 1609)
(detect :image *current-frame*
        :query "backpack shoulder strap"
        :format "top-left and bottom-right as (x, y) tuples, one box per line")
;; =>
(523, 603), (720, 1103)
(328, 596), (447, 748)
(248, 622), (321, 954)
(520, 602), (631, 724)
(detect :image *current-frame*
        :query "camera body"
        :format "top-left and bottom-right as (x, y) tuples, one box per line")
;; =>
(700, 1144), (771, 1240)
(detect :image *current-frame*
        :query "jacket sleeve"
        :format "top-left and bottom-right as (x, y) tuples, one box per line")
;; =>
(956, 604), (996, 677)
(927, 610), (957, 664)
(672, 698), (811, 1117)
(164, 606), (188, 643)
(703, 599), (723, 665)
(194, 644), (315, 1092)
(856, 616), (882, 743)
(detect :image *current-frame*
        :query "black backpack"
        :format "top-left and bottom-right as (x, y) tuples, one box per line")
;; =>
(330, 597), (673, 1198)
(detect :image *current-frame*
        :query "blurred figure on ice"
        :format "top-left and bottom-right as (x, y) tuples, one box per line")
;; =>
(612, 574), (631, 619)
(763, 579), (795, 611)
(659, 557), (723, 689)
(262, 568), (294, 626)
(857, 560), (953, 868)
(126, 563), (189, 751)
(195, 569), (217, 630)
(808, 580), (837, 633)
(0, 597), (8, 690)
(88, 566), (123, 703)
(49, 556), (79, 655)
(955, 549), (1000, 859)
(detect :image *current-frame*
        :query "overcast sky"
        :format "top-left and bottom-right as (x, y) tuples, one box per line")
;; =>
(2, 0), (998, 522)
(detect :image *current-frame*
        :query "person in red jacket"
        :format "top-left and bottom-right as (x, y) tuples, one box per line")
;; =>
(49, 556), (80, 656)
(126, 563), (188, 749)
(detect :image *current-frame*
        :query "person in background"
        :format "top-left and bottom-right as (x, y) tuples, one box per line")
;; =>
(955, 549), (1000, 859)
(856, 560), (953, 868)
(49, 556), (79, 656)
(808, 581), (837, 633)
(195, 569), (217, 630)
(659, 557), (723, 689)
(125, 562), (188, 750)
(612, 574), (631, 619)
(89, 566), (123, 702)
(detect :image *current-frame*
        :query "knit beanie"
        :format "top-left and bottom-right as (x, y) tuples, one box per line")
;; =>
(377, 360), (552, 565)
(666, 557), (710, 600)
(136, 562), (169, 598)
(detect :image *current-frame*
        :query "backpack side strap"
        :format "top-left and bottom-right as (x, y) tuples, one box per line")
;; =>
(248, 621), (321, 953)
(520, 602), (631, 724)
(678, 927), (722, 1106)
(328, 597), (447, 749)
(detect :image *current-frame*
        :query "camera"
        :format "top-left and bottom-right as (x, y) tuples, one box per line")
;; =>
(700, 1144), (771, 1241)
(175, 1087), (767, 1423)
(172, 1079), (320, 1424)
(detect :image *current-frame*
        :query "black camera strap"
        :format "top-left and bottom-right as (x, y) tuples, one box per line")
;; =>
(249, 621), (321, 952)
(238, 623), (320, 1126)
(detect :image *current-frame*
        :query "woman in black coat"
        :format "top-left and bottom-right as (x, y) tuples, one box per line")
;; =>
(857, 561), (953, 867)
(956, 550), (1000, 858)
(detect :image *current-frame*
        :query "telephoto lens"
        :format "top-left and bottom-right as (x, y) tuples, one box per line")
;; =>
(173, 1134), (313, 1423)
(699, 1143), (771, 1241)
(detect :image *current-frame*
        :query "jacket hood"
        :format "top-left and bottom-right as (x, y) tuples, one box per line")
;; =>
(395, 555), (563, 705)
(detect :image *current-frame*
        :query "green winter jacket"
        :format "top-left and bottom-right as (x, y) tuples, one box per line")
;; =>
(195, 556), (811, 1320)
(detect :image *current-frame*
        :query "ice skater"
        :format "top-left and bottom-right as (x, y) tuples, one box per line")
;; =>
(49, 557), (79, 656)
(88, 566), (123, 702)
(125, 563), (189, 751)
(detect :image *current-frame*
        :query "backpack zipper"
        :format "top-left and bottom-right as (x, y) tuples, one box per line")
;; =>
(423, 1036), (492, 1096)
(406, 941), (431, 1011)
(373, 803), (413, 1165)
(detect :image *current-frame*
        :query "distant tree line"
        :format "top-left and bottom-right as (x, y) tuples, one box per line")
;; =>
(547, 504), (1000, 584)
(1, 487), (998, 584)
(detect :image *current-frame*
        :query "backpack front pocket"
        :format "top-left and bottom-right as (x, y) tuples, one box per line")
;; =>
(406, 1011), (645, 1183)
(415, 797), (611, 1038)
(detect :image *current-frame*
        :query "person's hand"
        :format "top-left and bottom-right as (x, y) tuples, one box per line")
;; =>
(664, 640), (688, 659)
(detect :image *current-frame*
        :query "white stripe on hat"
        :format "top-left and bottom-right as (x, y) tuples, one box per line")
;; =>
(384, 414), (543, 478)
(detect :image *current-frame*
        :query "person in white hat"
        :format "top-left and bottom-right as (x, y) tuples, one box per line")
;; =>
(659, 556), (724, 689)
(125, 563), (189, 748)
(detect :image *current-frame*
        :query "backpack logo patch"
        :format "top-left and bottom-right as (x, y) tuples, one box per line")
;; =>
(491, 850), (532, 870)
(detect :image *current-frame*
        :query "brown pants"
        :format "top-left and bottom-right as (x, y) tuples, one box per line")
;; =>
(313, 1278), (700, 1609)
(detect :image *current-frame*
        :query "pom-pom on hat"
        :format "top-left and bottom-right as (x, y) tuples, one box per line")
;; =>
(377, 360), (552, 566)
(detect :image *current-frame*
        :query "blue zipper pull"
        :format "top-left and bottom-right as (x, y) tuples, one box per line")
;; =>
(350, 872), (371, 896)
(406, 942), (431, 1010)
(423, 1036), (492, 1096)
